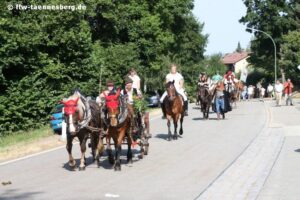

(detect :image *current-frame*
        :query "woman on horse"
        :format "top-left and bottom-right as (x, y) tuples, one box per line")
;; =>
(160, 64), (188, 116)
(198, 72), (214, 92)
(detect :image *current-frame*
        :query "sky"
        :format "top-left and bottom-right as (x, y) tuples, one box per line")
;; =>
(193, 0), (252, 55)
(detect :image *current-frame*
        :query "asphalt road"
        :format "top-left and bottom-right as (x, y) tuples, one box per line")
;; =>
(0, 101), (267, 200)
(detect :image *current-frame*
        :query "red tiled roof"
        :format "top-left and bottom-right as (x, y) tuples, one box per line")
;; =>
(222, 52), (249, 64)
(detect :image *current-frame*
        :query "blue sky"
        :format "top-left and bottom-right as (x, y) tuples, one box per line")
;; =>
(193, 0), (252, 55)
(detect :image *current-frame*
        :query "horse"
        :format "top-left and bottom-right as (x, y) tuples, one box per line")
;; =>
(226, 82), (238, 108)
(197, 85), (214, 119)
(162, 80), (184, 141)
(235, 81), (244, 101)
(104, 90), (134, 171)
(62, 90), (104, 170)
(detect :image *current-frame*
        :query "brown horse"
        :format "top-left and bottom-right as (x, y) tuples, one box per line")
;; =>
(235, 81), (244, 101)
(62, 90), (104, 170)
(163, 81), (184, 141)
(104, 90), (134, 171)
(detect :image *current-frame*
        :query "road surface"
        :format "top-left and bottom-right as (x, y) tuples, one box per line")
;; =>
(1, 101), (269, 200)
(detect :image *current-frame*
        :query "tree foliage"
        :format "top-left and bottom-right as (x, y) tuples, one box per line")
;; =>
(0, 0), (207, 134)
(240, 0), (299, 82)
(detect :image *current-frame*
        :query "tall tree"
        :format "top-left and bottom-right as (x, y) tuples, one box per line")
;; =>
(236, 42), (243, 53)
(239, 0), (299, 80)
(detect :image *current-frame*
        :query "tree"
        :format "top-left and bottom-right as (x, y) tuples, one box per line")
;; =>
(239, 0), (299, 80)
(0, 0), (208, 134)
(236, 42), (243, 53)
(280, 30), (300, 83)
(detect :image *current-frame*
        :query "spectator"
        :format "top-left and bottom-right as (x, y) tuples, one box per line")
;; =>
(284, 78), (294, 106)
(242, 85), (248, 101)
(267, 83), (274, 98)
(247, 85), (254, 100)
(260, 87), (266, 101)
(274, 80), (283, 106)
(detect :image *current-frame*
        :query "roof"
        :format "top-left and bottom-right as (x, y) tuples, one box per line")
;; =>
(222, 52), (249, 64)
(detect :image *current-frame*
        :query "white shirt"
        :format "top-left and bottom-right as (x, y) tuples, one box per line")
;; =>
(275, 83), (283, 93)
(128, 74), (141, 89)
(261, 88), (266, 95)
(267, 85), (273, 92)
(166, 72), (183, 90)
(121, 88), (141, 104)
(247, 86), (253, 95)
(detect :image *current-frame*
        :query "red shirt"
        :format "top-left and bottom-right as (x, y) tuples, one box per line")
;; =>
(284, 82), (293, 94)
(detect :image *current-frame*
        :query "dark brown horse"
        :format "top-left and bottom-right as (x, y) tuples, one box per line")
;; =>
(197, 85), (214, 119)
(163, 81), (184, 141)
(62, 90), (104, 170)
(104, 90), (134, 171)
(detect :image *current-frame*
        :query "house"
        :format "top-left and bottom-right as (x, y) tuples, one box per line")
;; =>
(222, 51), (250, 74)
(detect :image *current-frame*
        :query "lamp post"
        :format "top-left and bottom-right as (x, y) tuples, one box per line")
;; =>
(247, 27), (277, 83)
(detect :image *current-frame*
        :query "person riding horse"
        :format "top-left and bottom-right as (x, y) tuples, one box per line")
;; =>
(224, 70), (238, 92)
(121, 77), (151, 138)
(160, 64), (188, 117)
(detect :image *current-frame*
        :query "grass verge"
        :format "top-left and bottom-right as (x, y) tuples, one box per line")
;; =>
(0, 126), (53, 153)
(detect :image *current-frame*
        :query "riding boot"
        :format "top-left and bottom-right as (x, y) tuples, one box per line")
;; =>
(184, 101), (188, 116)
(161, 102), (166, 119)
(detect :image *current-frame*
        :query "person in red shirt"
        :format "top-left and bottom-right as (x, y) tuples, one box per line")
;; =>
(284, 78), (294, 106)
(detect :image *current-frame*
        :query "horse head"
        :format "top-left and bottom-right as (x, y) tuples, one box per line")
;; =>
(198, 85), (210, 101)
(105, 89), (121, 127)
(166, 80), (177, 101)
(62, 96), (83, 135)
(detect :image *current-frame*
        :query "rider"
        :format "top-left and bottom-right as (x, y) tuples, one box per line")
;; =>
(96, 80), (117, 106)
(224, 70), (238, 91)
(128, 68), (141, 90)
(160, 64), (188, 117)
(198, 72), (214, 93)
(121, 76), (151, 138)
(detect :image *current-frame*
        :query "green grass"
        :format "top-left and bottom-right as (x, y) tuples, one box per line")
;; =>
(0, 126), (53, 151)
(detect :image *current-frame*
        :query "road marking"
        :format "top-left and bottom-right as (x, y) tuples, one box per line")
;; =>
(105, 193), (120, 198)
(0, 112), (162, 166)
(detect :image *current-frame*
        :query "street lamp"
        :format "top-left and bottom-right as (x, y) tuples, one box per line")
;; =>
(246, 27), (277, 83)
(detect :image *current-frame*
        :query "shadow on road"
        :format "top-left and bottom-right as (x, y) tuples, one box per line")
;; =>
(62, 149), (143, 171)
(0, 189), (43, 200)
(294, 149), (300, 153)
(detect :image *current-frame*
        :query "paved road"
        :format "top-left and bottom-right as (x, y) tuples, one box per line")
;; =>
(0, 101), (267, 200)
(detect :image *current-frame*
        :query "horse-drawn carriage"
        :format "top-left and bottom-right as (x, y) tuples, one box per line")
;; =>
(60, 89), (150, 171)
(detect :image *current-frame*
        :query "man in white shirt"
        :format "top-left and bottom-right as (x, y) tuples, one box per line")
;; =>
(160, 64), (188, 116)
(247, 85), (254, 100)
(274, 80), (283, 106)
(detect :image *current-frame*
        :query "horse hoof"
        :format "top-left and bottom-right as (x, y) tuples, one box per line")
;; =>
(114, 166), (121, 171)
(79, 166), (86, 171)
(108, 157), (115, 165)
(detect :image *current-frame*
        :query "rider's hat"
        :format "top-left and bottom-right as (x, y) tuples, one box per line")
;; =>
(125, 76), (133, 85)
(106, 80), (114, 86)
